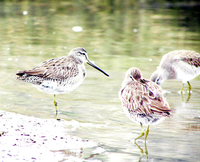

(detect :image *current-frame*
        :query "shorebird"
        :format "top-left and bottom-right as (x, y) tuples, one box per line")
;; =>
(119, 67), (171, 141)
(150, 50), (200, 94)
(16, 47), (109, 115)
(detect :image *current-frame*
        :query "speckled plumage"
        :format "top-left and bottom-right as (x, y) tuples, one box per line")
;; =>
(150, 50), (200, 90)
(119, 67), (171, 141)
(17, 55), (86, 94)
(16, 47), (109, 114)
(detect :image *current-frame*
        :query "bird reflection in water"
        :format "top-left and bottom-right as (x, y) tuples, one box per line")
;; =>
(119, 67), (171, 160)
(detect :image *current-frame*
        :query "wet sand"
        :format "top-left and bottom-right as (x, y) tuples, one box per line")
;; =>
(0, 110), (103, 161)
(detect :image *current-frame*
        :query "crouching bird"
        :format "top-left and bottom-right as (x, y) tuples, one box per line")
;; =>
(119, 67), (171, 142)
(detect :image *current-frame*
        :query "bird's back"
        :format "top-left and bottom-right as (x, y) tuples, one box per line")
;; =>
(16, 56), (86, 94)
(160, 50), (200, 68)
(119, 79), (170, 125)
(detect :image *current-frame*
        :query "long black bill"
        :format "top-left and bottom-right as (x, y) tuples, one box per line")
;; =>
(87, 60), (109, 77)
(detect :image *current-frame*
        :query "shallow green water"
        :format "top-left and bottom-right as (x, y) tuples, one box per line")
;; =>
(1, 1), (200, 161)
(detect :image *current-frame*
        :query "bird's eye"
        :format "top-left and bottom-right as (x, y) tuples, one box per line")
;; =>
(156, 78), (160, 83)
(79, 52), (85, 55)
(130, 75), (134, 80)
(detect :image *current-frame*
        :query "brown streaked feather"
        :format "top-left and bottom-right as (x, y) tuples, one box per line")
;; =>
(120, 79), (170, 116)
(181, 55), (200, 68)
(170, 50), (200, 68)
(16, 56), (80, 80)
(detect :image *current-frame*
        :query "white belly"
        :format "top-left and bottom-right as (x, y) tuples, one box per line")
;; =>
(33, 68), (86, 94)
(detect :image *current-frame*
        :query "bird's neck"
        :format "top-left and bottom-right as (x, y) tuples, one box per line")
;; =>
(69, 56), (84, 64)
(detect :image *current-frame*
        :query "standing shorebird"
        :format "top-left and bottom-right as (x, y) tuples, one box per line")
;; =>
(16, 47), (109, 115)
(150, 50), (200, 95)
(119, 67), (171, 142)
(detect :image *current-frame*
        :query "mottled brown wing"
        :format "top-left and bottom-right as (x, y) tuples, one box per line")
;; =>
(180, 51), (200, 68)
(143, 81), (170, 114)
(120, 81), (149, 115)
(17, 56), (79, 80)
(120, 80), (170, 116)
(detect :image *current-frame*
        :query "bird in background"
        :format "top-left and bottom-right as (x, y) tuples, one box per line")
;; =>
(119, 67), (171, 142)
(150, 50), (200, 97)
(16, 47), (109, 116)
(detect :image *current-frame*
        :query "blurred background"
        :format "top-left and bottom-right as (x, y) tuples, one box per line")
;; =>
(0, 0), (200, 161)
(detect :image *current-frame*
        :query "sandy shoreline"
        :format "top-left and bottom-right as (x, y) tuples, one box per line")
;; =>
(0, 110), (105, 161)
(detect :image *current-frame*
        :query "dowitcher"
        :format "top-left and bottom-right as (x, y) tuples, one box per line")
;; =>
(119, 67), (171, 141)
(150, 50), (200, 94)
(16, 47), (109, 115)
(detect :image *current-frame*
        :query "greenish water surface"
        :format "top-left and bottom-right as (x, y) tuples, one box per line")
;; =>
(0, 1), (200, 161)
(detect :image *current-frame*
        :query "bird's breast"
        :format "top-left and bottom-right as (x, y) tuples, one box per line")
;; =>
(32, 65), (86, 94)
